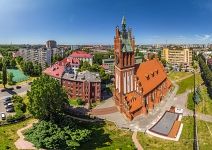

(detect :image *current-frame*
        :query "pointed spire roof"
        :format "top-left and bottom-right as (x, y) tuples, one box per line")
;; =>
(121, 16), (126, 25)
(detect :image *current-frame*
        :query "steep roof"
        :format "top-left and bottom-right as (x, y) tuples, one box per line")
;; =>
(43, 63), (65, 79)
(69, 50), (93, 58)
(135, 58), (167, 95)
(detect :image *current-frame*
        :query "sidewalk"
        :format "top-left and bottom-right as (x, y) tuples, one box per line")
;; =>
(15, 119), (38, 150)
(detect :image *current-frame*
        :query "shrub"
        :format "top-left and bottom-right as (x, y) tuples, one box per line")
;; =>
(76, 98), (84, 105)
(25, 120), (91, 149)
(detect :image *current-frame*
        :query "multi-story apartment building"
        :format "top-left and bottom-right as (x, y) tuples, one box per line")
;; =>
(46, 40), (57, 48)
(162, 47), (192, 66)
(19, 48), (51, 68)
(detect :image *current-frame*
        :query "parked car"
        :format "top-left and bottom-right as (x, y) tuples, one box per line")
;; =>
(5, 97), (11, 101)
(1, 89), (6, 92)
(3, 100), (11, 105)
(1, 112), (6, 120)
(28, 82), (32, 85)
(16, 86), (21, 89)
(6, 107), (14, 112)
(3, 97), (12, 105)
(5, 103), (13, 109)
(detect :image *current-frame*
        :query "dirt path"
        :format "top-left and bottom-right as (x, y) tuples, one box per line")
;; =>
(132, 131), (143, 150)
(15, 119), (38, 150)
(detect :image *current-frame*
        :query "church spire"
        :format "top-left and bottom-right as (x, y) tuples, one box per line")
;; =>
(121, 16), (126, 31)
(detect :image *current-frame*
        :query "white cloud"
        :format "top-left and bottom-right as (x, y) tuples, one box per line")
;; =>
(195, 34), (211, 41)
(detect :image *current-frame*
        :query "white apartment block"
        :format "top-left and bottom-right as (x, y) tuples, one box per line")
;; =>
(19, 48), (51, 68)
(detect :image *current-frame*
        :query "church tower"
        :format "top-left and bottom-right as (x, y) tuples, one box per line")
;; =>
(114, 17), (135, 113)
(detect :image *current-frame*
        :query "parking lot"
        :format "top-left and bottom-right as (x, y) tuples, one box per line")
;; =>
(0, 96), (14, 120)
(0, 83), (31, 120)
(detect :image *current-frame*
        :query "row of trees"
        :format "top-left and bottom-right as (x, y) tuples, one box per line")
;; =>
(26, 76), (92, 149)
(199, 54), (212, 98)
(16, 56), (42, 76)
(0, 57), (16, 71)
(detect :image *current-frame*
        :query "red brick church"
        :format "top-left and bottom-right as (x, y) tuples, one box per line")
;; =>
(114, 17), (172, 120)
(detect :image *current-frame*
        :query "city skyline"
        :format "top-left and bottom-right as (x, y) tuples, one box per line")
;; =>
(1, 0), (212, 44)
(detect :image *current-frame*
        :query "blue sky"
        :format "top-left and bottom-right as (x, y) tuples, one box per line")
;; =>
(0, 0), (212, 44)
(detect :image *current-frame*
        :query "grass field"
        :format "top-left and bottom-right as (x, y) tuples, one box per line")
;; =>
(176, 74), (203, 95)
(187, 86), (212, 115)
(138, 117), (212, 150)
(80, 121), (135, 150)
(0, 118), (34, 150)
(168, 71), (192, 81)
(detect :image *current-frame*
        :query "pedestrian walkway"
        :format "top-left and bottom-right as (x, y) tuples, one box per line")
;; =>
(90, 106), (118, 115)
(15, 120), (38, 150)
(132, 131), (143, 150)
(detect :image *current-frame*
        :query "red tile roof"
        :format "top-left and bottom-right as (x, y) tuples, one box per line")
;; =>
(125, 92), (143, 113)
(135, 59), (167, 95)
(69, 50), (93, 58)
(43, 63), (65, 78)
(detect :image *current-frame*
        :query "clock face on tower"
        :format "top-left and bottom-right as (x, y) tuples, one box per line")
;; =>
(116, 54), (119, 65)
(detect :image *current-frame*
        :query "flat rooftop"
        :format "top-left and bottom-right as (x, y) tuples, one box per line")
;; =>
(149, 111), (179, 136)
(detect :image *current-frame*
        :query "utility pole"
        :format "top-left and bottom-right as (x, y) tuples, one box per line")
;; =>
(193, 69), (199, 150)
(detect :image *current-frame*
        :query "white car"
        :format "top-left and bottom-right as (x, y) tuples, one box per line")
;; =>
(1, 112), (6, 120)
(5, 103), (13, 108)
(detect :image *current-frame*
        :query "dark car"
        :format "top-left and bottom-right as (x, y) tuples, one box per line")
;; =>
(4, 97), (11, 102)
(28, 82), (32, 85)
(16, 86), (21, 89)
(3, 100), (11, 105)
(1, 89), (6, 92)
(6, 107), (14, 112)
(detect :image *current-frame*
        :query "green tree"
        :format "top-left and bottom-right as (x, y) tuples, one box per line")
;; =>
(135, 48), (139, 56)
(27, 75), (68, 121)
(8, 72), (14, 85)
(25, 120), (91, 149)
(0, 58), (3, 71)
(10, 59), (17, 68)
(161, 58), (167, 67)
(2, 63), (7, 88)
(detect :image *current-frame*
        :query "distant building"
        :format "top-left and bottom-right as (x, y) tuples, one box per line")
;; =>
(113, 17), (171, 120)
(43, 62), (101, 103)
(19, 48), (51, 68)
(162, 47), (192, 66)
(68, 50), (93, 65)
(46, 40), (57, 49)
(102, 56), (143, 74)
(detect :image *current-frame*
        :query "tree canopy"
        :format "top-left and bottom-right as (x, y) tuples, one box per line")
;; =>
(27, 75), (69, 121)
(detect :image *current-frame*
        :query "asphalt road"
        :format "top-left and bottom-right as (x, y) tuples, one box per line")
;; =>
(0, 83), (31, 119)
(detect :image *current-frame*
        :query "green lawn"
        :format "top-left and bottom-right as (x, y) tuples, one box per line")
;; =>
(187, 86), (212, 115)
(0, 118), (34, 150)
(176, 74), (203, 95)
(79, 121), (135, 150)
(168, 71), (192, 81)
(138, 117), (212, 150)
